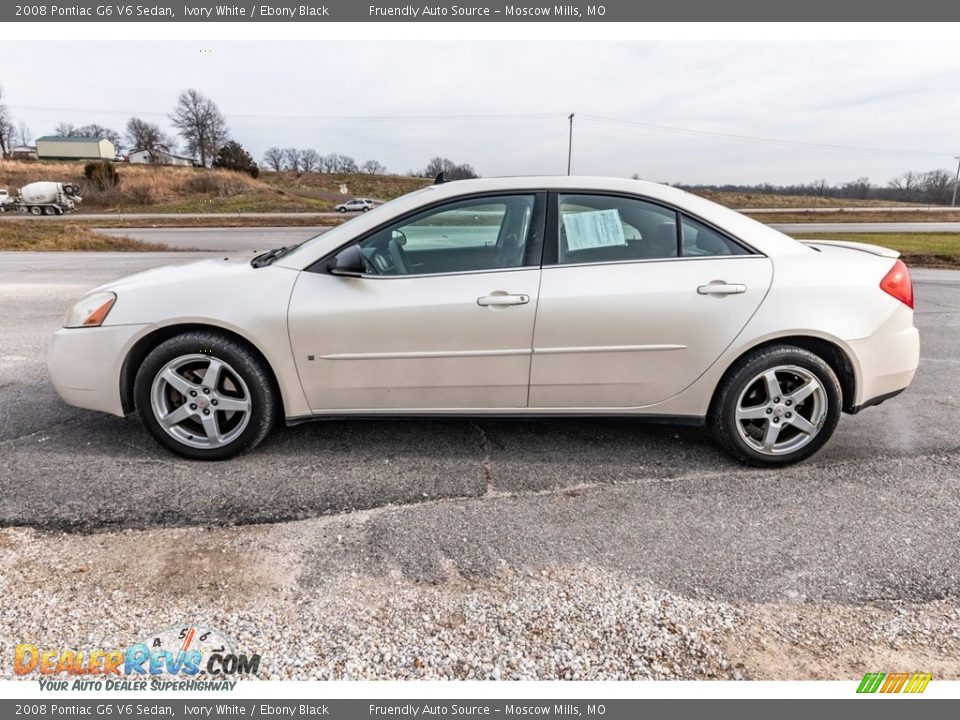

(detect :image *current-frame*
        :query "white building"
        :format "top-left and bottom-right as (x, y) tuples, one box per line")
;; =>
(128, 149), (195, 166)
(36, 136), (115, 161)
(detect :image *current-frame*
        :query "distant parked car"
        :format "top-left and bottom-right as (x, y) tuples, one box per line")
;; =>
(49, 176), (919, 464)
(335, 198), (376, 213)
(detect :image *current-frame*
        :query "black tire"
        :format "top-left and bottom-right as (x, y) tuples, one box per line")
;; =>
(709, 345), (842, 467)
(134, 331), (278, 460)
(338, 207), (346, 213)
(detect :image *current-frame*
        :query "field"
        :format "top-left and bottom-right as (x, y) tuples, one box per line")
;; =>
(792, 232), (960, 268)
(0, 160), (431, 214)
(0, 222), (166, 251)
(688, 189), (920, 209)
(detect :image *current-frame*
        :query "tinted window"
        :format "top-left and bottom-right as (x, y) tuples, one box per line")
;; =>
(681, 215), (750, 256)
(557, 194), (678, 265)
(359, 195), (536, 276)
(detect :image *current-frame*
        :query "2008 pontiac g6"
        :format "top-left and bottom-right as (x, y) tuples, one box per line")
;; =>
(49, 176), (919, 464)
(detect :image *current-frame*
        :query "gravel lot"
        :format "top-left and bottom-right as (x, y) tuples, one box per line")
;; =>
(0, 252), (958, 680)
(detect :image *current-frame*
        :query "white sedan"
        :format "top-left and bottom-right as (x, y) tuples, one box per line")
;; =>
(49, 176), (919, 465)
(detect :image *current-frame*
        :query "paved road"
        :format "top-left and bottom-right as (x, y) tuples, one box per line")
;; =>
(96, 226), (330, 250)
(0, 252), (957, 604)
(0, 211), (343, 222)
(773, 222), (960, 234)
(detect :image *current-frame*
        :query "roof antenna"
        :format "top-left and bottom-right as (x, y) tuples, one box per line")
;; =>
(434, 172), (446, 185)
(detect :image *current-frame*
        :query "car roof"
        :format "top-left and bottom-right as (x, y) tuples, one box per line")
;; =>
(280, 176), (806, 269)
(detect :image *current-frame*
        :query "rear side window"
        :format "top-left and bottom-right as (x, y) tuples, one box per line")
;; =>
(681, 215), (750, 256)
(557, 194), (678, 265)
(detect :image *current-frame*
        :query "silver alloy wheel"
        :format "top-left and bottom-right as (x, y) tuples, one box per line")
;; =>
(734, 364), (827, 456)
(149, 354), (252, 450)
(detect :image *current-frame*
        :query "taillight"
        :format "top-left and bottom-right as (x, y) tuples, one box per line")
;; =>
(879, 259), (914, 309)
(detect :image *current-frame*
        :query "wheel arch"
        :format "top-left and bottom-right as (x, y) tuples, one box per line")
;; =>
(710, 334), (858, 415)
(120, 323), (284, 416)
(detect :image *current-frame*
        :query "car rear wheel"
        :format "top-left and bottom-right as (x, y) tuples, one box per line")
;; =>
(135, 332), (278, 460)
(709, 345), (842, 466)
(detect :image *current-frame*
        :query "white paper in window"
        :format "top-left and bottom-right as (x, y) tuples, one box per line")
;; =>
(562, 209), (627, 250)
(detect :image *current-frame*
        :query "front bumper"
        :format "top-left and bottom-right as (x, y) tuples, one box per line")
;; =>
(48, 323), (151, 417)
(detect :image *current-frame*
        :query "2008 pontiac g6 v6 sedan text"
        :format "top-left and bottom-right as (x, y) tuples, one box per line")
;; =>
(48, 176), (920, 465)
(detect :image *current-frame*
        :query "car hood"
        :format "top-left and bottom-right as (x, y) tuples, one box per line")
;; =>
(94, 257), (264, 293)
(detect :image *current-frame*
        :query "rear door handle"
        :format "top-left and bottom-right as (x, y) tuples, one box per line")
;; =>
(477, 293), (530, 307)
(697, 283), (746, 296)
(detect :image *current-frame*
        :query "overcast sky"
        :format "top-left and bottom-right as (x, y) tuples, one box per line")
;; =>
(2, 41), (958, 185)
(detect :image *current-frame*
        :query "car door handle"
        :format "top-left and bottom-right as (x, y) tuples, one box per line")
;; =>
(477, 293), (530, 307)
(697, 283), (746, 296)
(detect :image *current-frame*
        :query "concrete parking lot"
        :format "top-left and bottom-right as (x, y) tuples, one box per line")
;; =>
(1, 251), (958, 679)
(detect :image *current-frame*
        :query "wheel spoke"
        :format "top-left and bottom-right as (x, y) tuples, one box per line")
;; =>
(762, 420), (782, 451)
(201, 358), (224, 391)
(786, 379), (819, 405)
(787, 413), (817, 436)
(159, 404), (193, 428)
(215, 396), (250, 413)
(736, 405), (769, 421)
(762, 370), (781, 402)
(201, 413), (222, 443)
(161, 368), (196, 397)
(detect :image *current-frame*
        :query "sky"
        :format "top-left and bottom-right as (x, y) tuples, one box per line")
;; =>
(1, 40), (958, 185)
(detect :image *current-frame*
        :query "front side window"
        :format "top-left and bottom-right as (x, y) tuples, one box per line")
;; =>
(557, 194), (679, 265)
(358, 194), (538, 276)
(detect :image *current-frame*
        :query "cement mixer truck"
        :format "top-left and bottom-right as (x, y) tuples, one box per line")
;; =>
(0, 181), (83, 215)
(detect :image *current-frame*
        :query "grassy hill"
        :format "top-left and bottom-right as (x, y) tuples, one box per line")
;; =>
(0, 160), (431, 214)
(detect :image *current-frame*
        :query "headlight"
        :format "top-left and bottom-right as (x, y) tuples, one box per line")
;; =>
(64, 291), (117, 328)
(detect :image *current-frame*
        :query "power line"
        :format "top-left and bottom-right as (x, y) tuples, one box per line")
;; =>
(579, 114), (951, 158)
(10, 105), (563, 123)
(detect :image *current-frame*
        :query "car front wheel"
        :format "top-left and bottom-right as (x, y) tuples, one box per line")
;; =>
(135, 332), (278, 460)
(709, 345), (842, 466)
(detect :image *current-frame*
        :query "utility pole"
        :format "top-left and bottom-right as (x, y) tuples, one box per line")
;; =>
(566, 113), (574, 176)
(952, 155), (960, 207)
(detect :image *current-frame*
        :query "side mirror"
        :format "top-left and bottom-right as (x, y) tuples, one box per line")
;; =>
(328, 244), (365, 276)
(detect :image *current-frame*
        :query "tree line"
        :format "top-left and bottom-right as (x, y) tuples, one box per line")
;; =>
(673, 168), (959, 206)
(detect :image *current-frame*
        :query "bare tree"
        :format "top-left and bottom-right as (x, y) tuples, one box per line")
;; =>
(169, 89), (228, 167)
(361, 159), (386, 174)
(74, 124), (123, 153)
(318, 153), (335, 173)
(283, 147), (302, 172)
(301, 148), (320, 173)
(424, 156), (478, 180)
(325, 153), (357, 173)
(0, 86), (16, 156)
(54, 121), (78, 137)
(16, 121), (31, 147)
(262, 147), (285, 172)
(125, 117), (175, 162)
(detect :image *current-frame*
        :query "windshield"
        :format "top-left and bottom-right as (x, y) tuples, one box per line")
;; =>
(292, 185), (438, 252)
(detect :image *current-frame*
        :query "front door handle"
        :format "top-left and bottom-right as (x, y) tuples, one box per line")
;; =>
(697, 282), (746, 296)
(477, 293), (530, 307)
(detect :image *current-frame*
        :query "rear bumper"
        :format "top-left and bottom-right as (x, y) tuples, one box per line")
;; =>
(48, 323), (151, 417)
(846, 304), (919, 410)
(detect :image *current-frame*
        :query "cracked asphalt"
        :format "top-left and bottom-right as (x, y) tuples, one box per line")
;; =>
(1, 251), (959, 606)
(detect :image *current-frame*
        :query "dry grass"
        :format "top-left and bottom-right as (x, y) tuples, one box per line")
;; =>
(0, 221), (170, 251)
(260, 171), (431, 202)
(748, 210), (960, 223)
(0, 160), (429, 214)
(690, 189), (920, 209)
